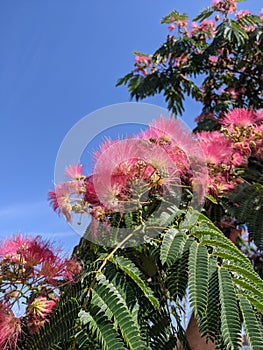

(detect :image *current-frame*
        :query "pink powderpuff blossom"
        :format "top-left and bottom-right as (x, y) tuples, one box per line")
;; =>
(220, 108), (257, 129)
(134, 55), (151, 64)
(256, 109), (263, 124)
(63, 256), (82, 281)
(27, 296), (56, 320)
(236, 10), (251, 19)
(65, 164), (83, 180)
(260, 9), (263, 20)
(198, 131), (233, 166)
(48, 183), (73, 223)
(0, 303), (21, 349)
(209, 56), (218, 65)
(168, 24), (175, 32)
(212, 0), (237, 14)
(27, 296), (56, 334)
(176, 19), (189, 30)
(0, 233), (32, 263)
(84, 175), (101, 206)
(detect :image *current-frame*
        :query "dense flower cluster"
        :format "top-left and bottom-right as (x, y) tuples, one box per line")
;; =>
(0, 233), (82, 349)
(49, 117), (207, 234)
(130, 0), (263, 117)
(212, 0), (237, 14)
(198, 108), (263, 197)
(49, 108), (263, 235)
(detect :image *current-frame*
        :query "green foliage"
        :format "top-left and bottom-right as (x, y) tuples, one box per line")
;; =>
(117, 5), (263, 115)
(77, 307), (126, 350)
(188, 241), (209, 317)
(66, 208), (263, 349)
(160, 228), (183, 266)
(239, 295), (263, 350)
(224, 182), (263, 249)
(21, 298), (80, 350)
(109, 255), (159, 309)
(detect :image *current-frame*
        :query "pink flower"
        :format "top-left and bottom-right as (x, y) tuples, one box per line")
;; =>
(176, 19), (189, 30)
(84, 175), (101, 206)
(63, 256), (82, 281)
(27, 296), (56, 319)
(236, 10), (251, 19)
(209, 56), (218, 65)
(0, 233), (32, 262)
(212, 0), (237, 14)
(65, 164), (83, 179)
(256, 109), (263, 124)
(0, 303), (21, 349)
(134, 55), (151, 64)
(260, 9), (263, 20)
(48, 183), (73, 223)
(168, 24), (175, 32)
(198, 131), (233, 166)
(190, 20), (216, 38)
(220, 108), (256, 128)
(231, 152), (245, 167)
(27, 296), (56, 334)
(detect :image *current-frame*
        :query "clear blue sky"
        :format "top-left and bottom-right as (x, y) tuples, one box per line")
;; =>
(0, 0), (262, 255)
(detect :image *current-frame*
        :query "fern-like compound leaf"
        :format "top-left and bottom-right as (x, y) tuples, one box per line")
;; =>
(189, 241), (209, 318)
(218, 268), (241, 350)
(239, 295), (263, 350)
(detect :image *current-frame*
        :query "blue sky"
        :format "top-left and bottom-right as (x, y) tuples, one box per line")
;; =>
(0, 0), (262, 255)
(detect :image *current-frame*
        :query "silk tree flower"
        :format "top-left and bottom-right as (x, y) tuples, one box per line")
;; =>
(48, 183), (72, 223)
(220, 108), (257, 130)
(48, 179), (86, 223)
(236, 10), (251, 19)
(190, 19), (216, 38)
(63, 256), (83, 282)
(0, 303), (21, 349)
(92, 136), (186, 212)
(26, 296), (56, 334)
(65, 164), (84, 180)
(198, 131), (233, 166)
(212, 0), (237, 14)
(0, 233), (32, 264)
(0, 234), (82, 347)
(260, 9), (263, 20)
(49, 116), (207, 229)
(140, 116), (199, 175)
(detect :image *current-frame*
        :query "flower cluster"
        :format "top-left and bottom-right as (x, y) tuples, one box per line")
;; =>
(49, 108), (263, 233)
(49, 117), (207, 235)
(190, 20), (216, 39)
(212, 0), (237, 14)
(198, 108), (263, 197)
(0, 233), (82, 349)
(129, 0), (263, 118)
(134, 54), (153, 76)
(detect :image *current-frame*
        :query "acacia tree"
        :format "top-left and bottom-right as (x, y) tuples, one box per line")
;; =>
(117, 0), (263, 263)
(10, 1), (263, 350)
(22, 110), (263, 350)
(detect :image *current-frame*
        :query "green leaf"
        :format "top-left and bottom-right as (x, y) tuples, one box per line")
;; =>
(222, 263), (263, 292)
(93, 274), (146, 350)
(161, 10), (188, 24)
(218, 268), (241, 350)
(160, 229), (186, 266)
(239, 295), (263, 350)
(109, 255), (159, 309)
(189, 241), (209, 317)
(199, 259), (221, 341)
(193, 6), (214, 22)
(78, 307), (126, 350)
